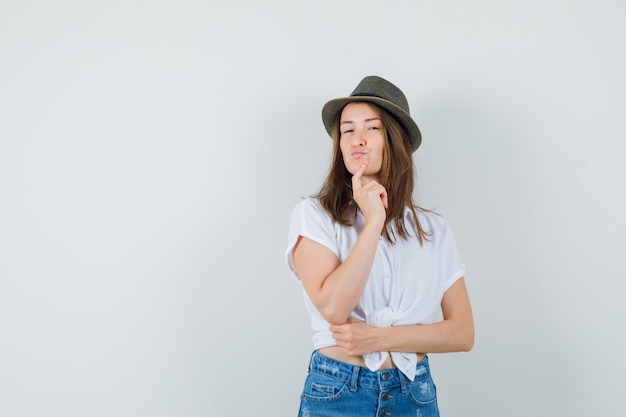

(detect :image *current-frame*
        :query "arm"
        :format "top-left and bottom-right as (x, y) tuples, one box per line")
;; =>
(292, 163), (387, 325)
(330, 277), (474, 355)
(292, 227), (380, 325)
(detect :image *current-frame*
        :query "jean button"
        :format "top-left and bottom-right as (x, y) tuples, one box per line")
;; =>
(381, 393), (389, 400)
(381, 373), (391, 381)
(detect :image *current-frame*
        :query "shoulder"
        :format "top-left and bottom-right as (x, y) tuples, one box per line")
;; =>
(293, 197), (328, 218)
(291, 197), (337, 229)
(287, 197), (341, 260)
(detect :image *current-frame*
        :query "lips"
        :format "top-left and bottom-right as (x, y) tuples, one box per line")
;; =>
(352, 151), (366, 158)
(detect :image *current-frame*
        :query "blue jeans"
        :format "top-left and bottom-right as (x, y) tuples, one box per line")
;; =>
(298, 351), (440, 417)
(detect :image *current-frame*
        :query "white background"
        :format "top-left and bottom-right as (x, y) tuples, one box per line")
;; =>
(1, 1), (625, 416)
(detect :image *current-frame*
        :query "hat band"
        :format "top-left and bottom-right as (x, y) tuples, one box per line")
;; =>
(350, 92), (385, 99)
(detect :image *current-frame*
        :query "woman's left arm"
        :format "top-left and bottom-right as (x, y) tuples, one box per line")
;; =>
(330, 277), (474, 356)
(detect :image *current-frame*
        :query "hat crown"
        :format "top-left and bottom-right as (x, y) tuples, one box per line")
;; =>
(350, 76), (410, 115)
(321, 75), (422, 152)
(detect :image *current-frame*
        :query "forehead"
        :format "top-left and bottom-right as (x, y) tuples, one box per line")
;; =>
(340, 102), (381, 121)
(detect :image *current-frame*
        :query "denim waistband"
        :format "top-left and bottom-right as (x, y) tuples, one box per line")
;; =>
(308, 350), (431, 391)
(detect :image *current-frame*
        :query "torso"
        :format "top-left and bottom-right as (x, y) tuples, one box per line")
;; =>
(319, 346), (425, 369)
(288, 199), (457, 366)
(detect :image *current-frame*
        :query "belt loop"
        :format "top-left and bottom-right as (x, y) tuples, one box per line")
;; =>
(349, 365), (360, 392)
(399, 371), (409, 394)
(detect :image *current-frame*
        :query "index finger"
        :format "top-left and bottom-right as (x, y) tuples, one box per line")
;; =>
(351, 163), (368, 191)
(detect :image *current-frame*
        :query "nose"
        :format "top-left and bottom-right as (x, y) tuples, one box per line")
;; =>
(351, 129), (366, 147)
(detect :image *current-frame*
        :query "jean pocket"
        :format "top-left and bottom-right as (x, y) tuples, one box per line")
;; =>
(301, 371), (349, 403)
(407, 376), (438, 407)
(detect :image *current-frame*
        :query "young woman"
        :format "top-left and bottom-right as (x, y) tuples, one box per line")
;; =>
(286, 76), (474, 417)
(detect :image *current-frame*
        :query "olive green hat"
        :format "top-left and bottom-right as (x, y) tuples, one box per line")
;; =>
(321, 75), (422, 152)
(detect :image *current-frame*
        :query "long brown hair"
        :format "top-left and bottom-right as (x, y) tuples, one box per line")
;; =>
(315, 102), (430, 244)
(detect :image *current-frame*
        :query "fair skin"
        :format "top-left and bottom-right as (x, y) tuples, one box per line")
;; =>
(292, 102), (474, 368)
(339, 102), (386, 184)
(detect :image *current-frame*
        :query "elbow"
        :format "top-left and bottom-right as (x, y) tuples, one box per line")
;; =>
(327, 318), (349, 326)
(453, 313), (474, 352)
(446, 319), (474, 352)
(320, 306), (351, 326)
(459, 326), (475, 352)
(460, 335), (474, 352)
(324, 313), (351, 326)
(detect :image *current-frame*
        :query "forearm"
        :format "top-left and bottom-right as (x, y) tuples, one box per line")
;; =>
(316, 223), (382, 324)
(372, 277), (475, 354)
(373, 318), (474, 354)
(332, 278), (475, 356)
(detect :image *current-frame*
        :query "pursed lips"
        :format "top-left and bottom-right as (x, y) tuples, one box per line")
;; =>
(352, 151), (366, 158)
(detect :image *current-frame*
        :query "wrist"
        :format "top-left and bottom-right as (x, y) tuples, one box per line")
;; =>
(371, 326), (388, 351)
(362, 220), (385, 236)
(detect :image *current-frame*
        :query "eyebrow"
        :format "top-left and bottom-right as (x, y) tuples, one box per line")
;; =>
(340, 117), (381, 125)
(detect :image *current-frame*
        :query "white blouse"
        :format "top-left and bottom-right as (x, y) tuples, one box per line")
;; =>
(285, 198), (464, 381)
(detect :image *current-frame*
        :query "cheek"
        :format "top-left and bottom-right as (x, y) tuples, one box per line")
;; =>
(339, 143), (351, 162)
(373, 144), (385, 163)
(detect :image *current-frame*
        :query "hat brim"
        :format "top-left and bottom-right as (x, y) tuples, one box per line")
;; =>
(321, 96), (422, 152)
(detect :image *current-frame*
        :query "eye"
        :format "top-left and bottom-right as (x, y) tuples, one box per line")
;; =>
(342, 128), (354, 134)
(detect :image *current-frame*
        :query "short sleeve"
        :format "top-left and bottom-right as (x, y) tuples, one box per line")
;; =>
(438, 219), (466, 291)
(285, 198), (339, 281)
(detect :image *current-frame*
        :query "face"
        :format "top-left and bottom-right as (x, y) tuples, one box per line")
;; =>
(339, 102), (385, 182)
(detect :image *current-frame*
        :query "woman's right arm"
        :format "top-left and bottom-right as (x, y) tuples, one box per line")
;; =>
(292, 163), (387, 325)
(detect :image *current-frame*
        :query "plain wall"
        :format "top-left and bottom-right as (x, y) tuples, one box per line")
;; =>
(1, 1), (625, 416)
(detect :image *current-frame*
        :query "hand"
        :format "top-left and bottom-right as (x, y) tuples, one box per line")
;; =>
(329, 318), (377, 357)
(351, 163), (387, 229)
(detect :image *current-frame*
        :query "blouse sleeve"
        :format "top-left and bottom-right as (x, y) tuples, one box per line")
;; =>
(438, 219), (466, 292)
(285, 198), (338, 282)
